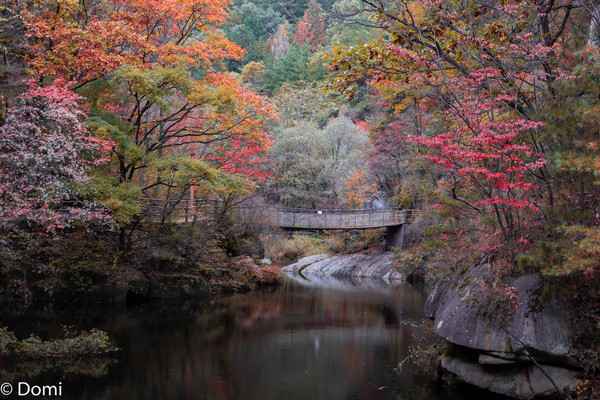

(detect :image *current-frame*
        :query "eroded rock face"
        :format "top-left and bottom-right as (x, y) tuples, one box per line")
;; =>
(426, 263), (579, 399)
(425, 263), (572, 357)
(442, 354), (578, 399)
(282, 252), (403, 283)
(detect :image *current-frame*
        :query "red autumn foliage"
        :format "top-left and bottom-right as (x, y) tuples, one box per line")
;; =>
(0, 82), (112, 231)
(293, 0), (327, 51)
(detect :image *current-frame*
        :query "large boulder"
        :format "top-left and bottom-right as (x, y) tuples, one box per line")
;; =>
(283, 254), (329, 274)
(283, 252), (403, 283)
(425, 263), (572, 358)
(426, 263), (579, 398)
(442, 353), (578, 399)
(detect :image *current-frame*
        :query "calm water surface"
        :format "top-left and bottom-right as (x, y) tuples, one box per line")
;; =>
(5, 274), (494, 400)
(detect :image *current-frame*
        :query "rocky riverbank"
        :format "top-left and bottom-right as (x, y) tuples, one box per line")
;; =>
(425, 262), (580, 399)
(282, 252), (404, 283)
(285, 252), (585, 399)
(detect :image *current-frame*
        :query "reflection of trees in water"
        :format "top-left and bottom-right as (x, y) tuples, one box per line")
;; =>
(219, 289), (381, 333)
(207, 285), (431, 400)
(14, 283), (448, 400)
(113, 285), (428, 400)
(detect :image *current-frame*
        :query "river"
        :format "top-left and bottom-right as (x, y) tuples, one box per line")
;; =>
(4, 275), (500, 400)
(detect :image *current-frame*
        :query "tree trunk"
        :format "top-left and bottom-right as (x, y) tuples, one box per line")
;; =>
(589, 1), (600, 47)
(118, 227), (128, 252)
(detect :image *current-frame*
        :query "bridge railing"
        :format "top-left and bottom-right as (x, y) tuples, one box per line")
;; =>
(278, 209), (405, 229)
(10, 198), (422, 229)
(235, 207), (421, 230)
(274, 207), (398, 214)
(141, 198), (222, 224)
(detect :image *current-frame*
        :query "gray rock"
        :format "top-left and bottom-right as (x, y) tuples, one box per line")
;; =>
(283, 254), (329, 274)
(478, 351), (578, 368)
(283, 252), (403, 282)
(442, 354), (578, 399)
(425, 263), (572, 357)
(478, 353), (521, 365)
(284, 270), (399, 291)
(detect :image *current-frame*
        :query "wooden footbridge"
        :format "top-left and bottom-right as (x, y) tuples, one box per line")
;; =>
(237, 207), (414, 230)
(144, 200), (419, 248)
(2, 199), (418, 248)
(143, 199), (416, 229)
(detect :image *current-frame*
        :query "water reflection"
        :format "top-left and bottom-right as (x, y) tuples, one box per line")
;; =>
(6, 277), (487, 400)
(284, 270), (404, 292)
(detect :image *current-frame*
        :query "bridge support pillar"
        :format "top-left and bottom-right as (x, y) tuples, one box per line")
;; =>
(385, 225), (406, 251)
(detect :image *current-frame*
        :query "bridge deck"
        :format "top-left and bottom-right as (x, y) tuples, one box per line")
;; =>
(2, 198), (416, 231)
(140, 201), (414, 229)
(237, 208), (410, 230)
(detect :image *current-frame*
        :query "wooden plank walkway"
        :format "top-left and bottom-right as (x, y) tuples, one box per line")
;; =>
(235, 207), (413, 230)
(28, 199), (418, 230)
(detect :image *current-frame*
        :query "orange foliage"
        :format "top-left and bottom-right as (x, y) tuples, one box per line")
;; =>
(23, 0), (277, 188)
(24, 0), (242, 85)
(344, 170), (377, 208)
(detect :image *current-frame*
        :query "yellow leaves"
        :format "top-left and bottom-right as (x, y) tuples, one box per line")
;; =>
(29, 0), (82, 20)
(580, 104), (600, 128)
(394, 96), (415, 114)
(241, 61), (266, 87)
(187, 73), (276, 128)
(154, 157), (219, 186)
(189, 75), (238, 111)
(542, 226), (600, 276)
(158, 32), (244, 67)
(211, 173), (255, 198)
(208, 73), (276, 118)
(115, 66), (193, 110)
(82, 176), (143, 225)
(326, 39), (393, 99)
(187, 81), (212, 106)
(558, 152), (600, 175)
(406, 1), (427, 24)
(483, 21), (509, 43)
(185, 72), (275, 148)
(23, 0), (276, 197)
(52, 0), (81, 18)
(344, 170), (377, 208)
